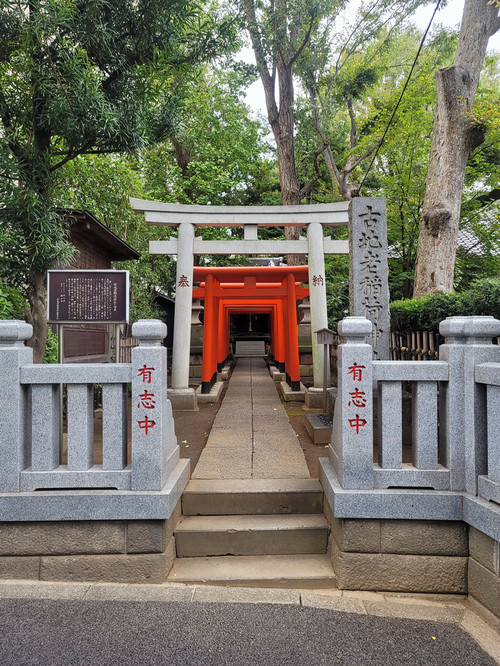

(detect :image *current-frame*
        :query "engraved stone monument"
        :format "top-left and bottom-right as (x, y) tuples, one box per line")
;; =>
(349, 197), (390, 360)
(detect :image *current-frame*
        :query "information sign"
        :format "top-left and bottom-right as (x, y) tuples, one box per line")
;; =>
(47, 270), (129, 323)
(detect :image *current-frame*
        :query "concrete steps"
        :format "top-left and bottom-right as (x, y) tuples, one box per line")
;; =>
(175, 514), (328, 557)
(182, 479), (324, 515)
(168, 479), (337, 588)
(168, 554), (337, 588)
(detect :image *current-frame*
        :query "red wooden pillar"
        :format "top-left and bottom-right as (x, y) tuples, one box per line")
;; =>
(274, 300), (285, 373)
(281, 286), (291, 379)
(217, 299), (228, 371)
(286, 273), (301, 391)
(201, 274), (217, 393)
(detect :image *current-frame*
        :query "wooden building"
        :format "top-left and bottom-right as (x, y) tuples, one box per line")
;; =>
(55, 210), (140, 363)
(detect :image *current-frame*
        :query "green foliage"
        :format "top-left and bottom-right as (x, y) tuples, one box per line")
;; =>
(44, 328), (59, 364)
(52, 153), (178, 320)
(0, 282), (57, 362)
(324, 228), (349, 328)
(390, 278), (500, 332)
(142, 64), (271, 206)
(0, 283), (28, 320)
(0, 0), (238, 359)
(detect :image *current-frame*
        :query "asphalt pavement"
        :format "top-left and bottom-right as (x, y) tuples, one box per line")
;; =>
(0, 582), (498, 665)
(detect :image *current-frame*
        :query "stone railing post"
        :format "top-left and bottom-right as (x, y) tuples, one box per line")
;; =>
(0, 320), (33, 492)
(330, 316), (373, 489)
(439, 316), (500, 494)
(131, 320), (179, 490)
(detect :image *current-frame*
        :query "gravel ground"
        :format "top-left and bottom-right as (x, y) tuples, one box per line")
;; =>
(0, 598), (495, 666)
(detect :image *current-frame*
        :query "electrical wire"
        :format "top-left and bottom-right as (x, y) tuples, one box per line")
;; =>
(358, 0), (443, 193)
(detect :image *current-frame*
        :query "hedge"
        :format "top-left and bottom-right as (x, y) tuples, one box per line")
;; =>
(390, 278), (500, 333)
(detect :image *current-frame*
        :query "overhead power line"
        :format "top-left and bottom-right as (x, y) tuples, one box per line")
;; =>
(358, 0), (443, 193)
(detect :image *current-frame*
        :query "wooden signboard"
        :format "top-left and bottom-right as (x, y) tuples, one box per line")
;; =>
(47, 270), (129, 324)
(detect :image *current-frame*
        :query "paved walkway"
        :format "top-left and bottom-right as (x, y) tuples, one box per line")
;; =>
(192, 358), (310, 479)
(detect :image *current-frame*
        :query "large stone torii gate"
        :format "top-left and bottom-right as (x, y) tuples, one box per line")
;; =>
(130, 197), (390, 410)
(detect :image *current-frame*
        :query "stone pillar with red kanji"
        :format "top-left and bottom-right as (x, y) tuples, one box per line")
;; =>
(131, 320), (180, 490)
(307, 221), (329, 391)
(330, 316), (374, 489)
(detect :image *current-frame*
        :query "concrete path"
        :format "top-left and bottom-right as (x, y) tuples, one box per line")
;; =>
(192, 358), (310, 479)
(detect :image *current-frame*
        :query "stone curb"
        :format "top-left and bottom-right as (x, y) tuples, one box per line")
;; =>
(0, 580), (498, 661)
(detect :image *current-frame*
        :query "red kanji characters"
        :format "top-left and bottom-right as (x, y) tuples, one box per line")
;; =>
(138, 416), (156, 435)
(178, 275), (190, 287)
(347, 363), (365, 382)
(348, 414), (367, 434)
(348, 388), (366, 408)
(137, 365), (155, 384)
(312, 275), (324, 286)
(138, 390), (156, 409)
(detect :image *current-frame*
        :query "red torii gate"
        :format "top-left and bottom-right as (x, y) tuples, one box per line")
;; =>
(192, 266), (309, 393)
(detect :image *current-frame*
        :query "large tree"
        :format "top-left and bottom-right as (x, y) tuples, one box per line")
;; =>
(143, 64), (270, 206)
(241, 0), (432, 266)
(0, 0), (233, 361)
(413, 0), (500, 297)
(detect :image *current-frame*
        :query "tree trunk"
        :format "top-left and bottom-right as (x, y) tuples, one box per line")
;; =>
(273, 65), (303, 263)
(413, 0), (500, 297)
(242, 0), (306, 263)
(26, 269), (49, 363)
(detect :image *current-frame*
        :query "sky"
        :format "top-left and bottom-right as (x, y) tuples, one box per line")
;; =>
(243, 0), (500, 115)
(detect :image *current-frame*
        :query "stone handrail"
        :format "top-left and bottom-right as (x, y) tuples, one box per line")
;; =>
(474, 362), (500, 507)
(322, 314), (500, 543)
(0, 319), (179, 494)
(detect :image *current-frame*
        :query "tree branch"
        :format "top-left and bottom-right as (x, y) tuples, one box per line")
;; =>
(289, 13), (316, 67)
(346, 139), (381, 173)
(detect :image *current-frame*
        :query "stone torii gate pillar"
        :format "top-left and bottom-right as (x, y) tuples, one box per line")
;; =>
(170, 221), (197, 409)
(307, 221), (329, 408)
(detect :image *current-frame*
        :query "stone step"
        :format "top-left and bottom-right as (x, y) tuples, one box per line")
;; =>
(167, 554), (337, 589)
(234, 341), (266, 356)
(182, 479), (324, 516)
(175, 514), (328, 557)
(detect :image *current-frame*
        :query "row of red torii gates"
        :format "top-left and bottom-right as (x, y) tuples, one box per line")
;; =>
(193, 265), (309, 393)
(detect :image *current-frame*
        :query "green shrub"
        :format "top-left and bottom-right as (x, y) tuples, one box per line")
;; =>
(0, 283), (58, 363)
(0, 283), (27, 320)
(390, 278), (500, 332)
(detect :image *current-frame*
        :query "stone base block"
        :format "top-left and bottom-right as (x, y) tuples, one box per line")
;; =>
(168, 388), (198, 411)
(0, 504), (181, 583)
(217, 361), (235, 382)
(196, 381), (224, 404)
(278, 382), (306, 402)
(270, 369), (285, 382)
(323, 501), (468, 593)
(40, 538), (176, 584)
(469, 527), (500, 620)
(324, 502), (468, 556)
(305, 387), (326, 410)
(304, 413), (332, 445)
(469, 558), (500, 621)
(331, 539), (467, 593)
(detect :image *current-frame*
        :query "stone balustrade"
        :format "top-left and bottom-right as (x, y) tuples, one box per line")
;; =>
(320, 315), (500, 545)
(0, 319), (189, 522)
